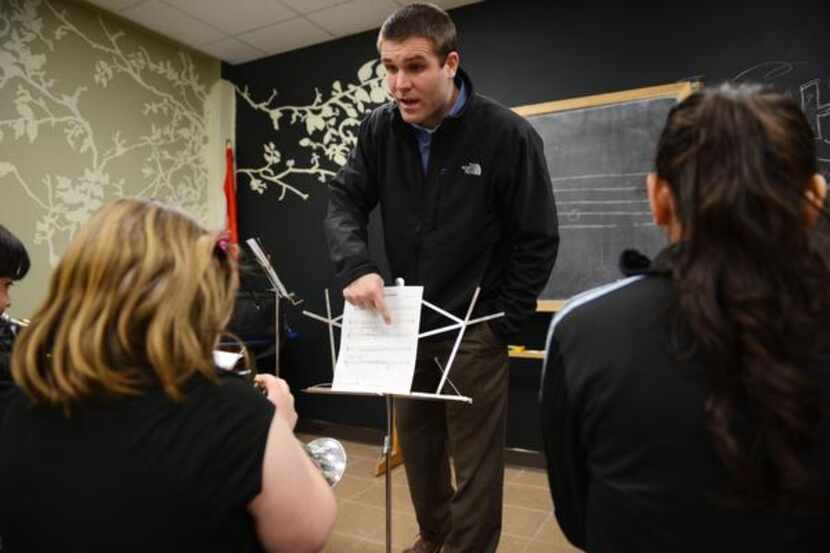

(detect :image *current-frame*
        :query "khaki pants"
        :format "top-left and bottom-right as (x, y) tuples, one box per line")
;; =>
(396, 322), (509, 553)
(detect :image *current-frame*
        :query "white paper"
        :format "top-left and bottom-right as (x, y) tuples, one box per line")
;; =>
(332, 286), (423, 394)
(213, 350), (243, 370)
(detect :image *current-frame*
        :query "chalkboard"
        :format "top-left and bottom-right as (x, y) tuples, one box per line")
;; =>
(514, 82), (696, 305)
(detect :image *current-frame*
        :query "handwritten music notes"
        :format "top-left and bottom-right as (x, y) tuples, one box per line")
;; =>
(332, 286), (423, 394)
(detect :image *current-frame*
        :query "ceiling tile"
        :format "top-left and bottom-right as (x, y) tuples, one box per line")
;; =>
(164, 0), (295, 35)
(198, 37), (267, 65)
(307, 0), (399, 37)
(279, 0), (350, 15)
(83, 0), (148, 12)
(87, 0), (483, 60)
(237, 17), (333, 55)
(120, 0), (225, 48)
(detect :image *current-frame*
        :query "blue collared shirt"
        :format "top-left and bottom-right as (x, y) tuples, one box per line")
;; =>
(410, 79), (467, 174)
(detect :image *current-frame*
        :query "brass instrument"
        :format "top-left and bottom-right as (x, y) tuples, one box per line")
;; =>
(303, 437), (347, 487)
(0, 312), (29, 328)
(215, 345), (347, 487)
(251, 378), (347, 487)
(0, 312), (29, 354)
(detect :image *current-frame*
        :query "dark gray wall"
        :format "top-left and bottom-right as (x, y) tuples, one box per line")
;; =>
(223, 0), (830, 450)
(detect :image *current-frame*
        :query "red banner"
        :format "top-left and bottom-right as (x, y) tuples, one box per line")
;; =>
(223, 142), (239, 244)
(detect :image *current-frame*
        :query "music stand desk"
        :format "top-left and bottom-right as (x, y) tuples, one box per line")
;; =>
(303, 384), (471, 553)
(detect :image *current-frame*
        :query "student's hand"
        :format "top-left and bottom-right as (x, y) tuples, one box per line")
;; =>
(343, 273), (391, 324)
(255, 374), (298, 431)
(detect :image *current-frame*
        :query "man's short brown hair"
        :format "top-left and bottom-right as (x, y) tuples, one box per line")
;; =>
(377, 3), (458, 62)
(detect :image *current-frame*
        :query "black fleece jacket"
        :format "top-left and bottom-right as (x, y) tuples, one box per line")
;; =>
(324, 69), (559, 340)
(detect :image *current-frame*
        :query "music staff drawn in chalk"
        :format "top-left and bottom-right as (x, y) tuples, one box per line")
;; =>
(553, 173), (653, 230)
(549, 171), (649, 183)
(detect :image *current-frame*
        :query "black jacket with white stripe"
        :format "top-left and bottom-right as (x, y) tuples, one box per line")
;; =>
(540, 247), (830, 552)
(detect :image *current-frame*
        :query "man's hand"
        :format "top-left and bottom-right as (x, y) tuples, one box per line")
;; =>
(255, 374), (298, 431)
(343, 273), (391, 324)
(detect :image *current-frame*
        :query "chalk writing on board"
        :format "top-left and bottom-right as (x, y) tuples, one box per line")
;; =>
(800, 79), (830, 146)
(525, 92), (678, 298)
(733, 61), (809, 83)
(554, 173), (653, 230)
(732, 61), (830, 172)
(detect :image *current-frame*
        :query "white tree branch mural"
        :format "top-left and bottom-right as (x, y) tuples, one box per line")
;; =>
(0, 0), (211, 264)
(235, 59), (390, 201)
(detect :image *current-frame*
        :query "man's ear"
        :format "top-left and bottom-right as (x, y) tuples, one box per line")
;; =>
(443, 51), (459, 78)
(804, 173), (827, 227)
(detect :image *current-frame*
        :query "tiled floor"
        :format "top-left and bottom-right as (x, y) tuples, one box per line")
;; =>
(298, 433), (581, 553)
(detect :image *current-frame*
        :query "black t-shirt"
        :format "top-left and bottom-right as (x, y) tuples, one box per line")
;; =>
(0, 372), (275, 552)
(0, 353), (13, 428)
(0, 352), (10, 383)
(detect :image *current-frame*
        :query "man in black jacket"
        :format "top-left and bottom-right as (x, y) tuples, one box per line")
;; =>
(324, 4), (559, 552)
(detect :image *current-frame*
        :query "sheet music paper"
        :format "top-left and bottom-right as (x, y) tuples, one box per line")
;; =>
(333, 286), (423, 394)
(213, 350), (243, 370)
(245, 238), (288, 297)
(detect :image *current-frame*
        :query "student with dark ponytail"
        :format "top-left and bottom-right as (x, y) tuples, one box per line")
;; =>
(540, 84), (830, 552)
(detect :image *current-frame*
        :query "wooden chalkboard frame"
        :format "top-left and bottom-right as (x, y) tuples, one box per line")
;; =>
(513, 81), (701, 313)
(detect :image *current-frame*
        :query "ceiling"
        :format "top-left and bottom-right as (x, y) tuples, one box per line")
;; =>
(82, 0), (482, 65)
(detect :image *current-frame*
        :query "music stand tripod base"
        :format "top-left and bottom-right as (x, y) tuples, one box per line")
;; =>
(303, 384), (472, 553)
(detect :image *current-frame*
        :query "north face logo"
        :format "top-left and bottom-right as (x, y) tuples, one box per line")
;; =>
(461, 162), (482, 176)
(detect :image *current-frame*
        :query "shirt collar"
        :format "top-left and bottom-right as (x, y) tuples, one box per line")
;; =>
(619, 244), (681, 278)
(410, 77), (467, 135)
(448, 76), (467, 117)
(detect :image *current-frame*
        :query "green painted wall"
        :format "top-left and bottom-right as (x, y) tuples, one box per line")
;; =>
(0, 0), (234, 316)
